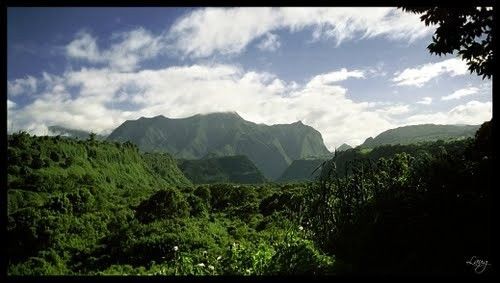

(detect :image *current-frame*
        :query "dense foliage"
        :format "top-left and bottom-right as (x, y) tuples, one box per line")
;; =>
(7, 134), (336, 275)
(7, 121), (492, 275)
(302, 121), (492, 273)
(334, 138), (473, 178)
(278, 137), (472, 182)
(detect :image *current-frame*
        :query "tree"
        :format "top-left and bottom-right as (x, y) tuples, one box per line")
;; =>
(88, 132), (97, 142)
(400, 7), (493, 79)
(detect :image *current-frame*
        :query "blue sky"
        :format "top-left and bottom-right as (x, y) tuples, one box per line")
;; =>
(7, 7), (492, 149)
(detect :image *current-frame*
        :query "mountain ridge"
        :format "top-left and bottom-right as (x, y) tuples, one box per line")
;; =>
(107, 112), (331, 180)
(358, 123), (481, 148)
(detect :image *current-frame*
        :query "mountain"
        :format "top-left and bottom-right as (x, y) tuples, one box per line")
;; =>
(177, 155), (267, 184)
(337, 143), (352, 152)
(107, 112), (331, 180)
(277, 158), (329, 182)
(48, 125), (107, 140)
(359, 124), (481, 149)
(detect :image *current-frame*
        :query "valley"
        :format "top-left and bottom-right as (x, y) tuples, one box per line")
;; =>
(7, 114), (492, 275)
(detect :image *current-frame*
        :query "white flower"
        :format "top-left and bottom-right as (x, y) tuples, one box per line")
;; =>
(197, 263), (205, 267)
(173, 246), (179, 252)
(208, 265), (215, 270)
(216, 256), (222, 261)
(299, 226), (304, 231)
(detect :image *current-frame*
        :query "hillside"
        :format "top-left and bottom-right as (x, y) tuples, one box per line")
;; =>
(6, 124), (492, 275)
(7, 132), (337, 276)
(7, 132), (191, 214)
(334, 138), (473, 177)
(277, 158), (329, 182)
(177, 155), (267, 184)
(278, 138), (474, 183)
(107, 112), (331, 180)
(359, 124), (480, 149)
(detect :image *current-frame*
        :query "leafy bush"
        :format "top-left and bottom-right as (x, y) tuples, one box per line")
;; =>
(135, 188), (190, 223)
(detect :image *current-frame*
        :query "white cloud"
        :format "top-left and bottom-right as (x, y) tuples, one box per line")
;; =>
(257, 33), (281, 51)
(404, 100), (491, 125)
(8, 63), (491, 149)
(7, 65), (394, 148)
(62, 8), (433, 67)
(441, 87), (479, 101)
(306, 68), (365, 89)
(65, 31), (102, 62)
(168, 7), (434, 58)
(65, 28), (164, 71)
(393, 58), (469, 87)
(7, 99), (17, 110)
(417, 97), (433, 105)
(7, 75), (37, 96)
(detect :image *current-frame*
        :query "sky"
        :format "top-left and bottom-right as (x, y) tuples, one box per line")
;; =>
(7, 7), (492, 150)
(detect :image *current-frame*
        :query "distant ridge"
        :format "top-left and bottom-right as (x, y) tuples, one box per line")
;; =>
(107, 112), (331, 180)
(358, 124), (481, 148)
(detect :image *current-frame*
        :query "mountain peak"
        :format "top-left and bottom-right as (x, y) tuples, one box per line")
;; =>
(138, 115), (166, 120)
(107, 112), (331, 180)
(337, 143), (352, 152)
(204, 111), (242, 118)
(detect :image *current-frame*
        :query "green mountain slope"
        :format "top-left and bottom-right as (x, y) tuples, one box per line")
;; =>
(177, 155), (267, 184)
(279, 133), (475, 183)
(334, 138), (473, 177)
(277, 158), (329, 182)
(359, 124), (480, 149)
(107, 112), (331, 180)
(7, 132), (191, 214)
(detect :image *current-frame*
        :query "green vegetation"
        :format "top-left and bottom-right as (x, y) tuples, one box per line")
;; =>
(178, 155), (267, 184)
(107, 112), (331, 180)
(303, 120), (492, 273)
(7, 133), (336, 275)
(7, 120), (492, 275)
(359, 124), (480, 149)
(334, 138), (473, 178)
(277, 138), (473, 183)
